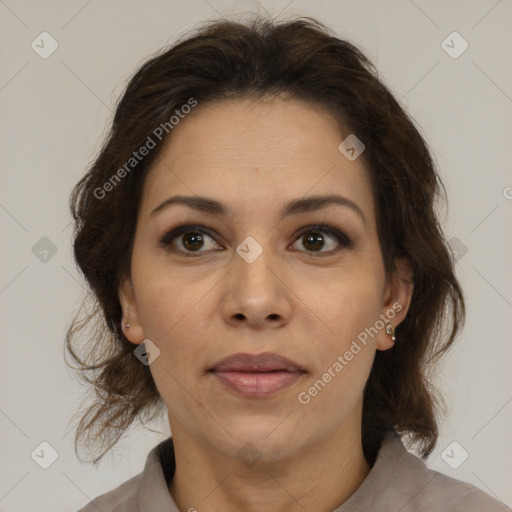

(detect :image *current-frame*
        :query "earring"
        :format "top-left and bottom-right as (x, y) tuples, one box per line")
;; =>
(385, 323), (396, 341)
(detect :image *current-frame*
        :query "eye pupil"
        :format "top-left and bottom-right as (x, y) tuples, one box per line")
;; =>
(303, 232), (324, 251)
(183, 232), (204, 251)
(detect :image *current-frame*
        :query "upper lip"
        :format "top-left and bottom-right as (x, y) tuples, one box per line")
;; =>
(209, 352), (306, 373)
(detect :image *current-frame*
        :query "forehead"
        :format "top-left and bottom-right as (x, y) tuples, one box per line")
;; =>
(140, 98), (375, 223)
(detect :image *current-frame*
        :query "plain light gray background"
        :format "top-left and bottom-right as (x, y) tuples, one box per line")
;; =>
(1, 1), (511, 511)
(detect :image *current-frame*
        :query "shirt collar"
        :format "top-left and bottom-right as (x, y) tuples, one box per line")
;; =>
(137, 430), (423, 511)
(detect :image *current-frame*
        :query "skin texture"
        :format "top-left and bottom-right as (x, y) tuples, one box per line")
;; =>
(119, 98), (413, 512)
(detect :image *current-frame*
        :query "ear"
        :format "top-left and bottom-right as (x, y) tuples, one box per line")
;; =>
(376, 257), (414, 351)
(118, 275), (145, 345)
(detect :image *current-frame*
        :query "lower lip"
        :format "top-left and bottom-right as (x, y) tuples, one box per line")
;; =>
(211, 370), (304, 398)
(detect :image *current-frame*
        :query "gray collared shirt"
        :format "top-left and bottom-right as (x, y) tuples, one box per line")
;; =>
(77, 430), (509, 511)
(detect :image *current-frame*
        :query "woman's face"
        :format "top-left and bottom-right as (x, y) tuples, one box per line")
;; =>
(120, 98), (411, 462)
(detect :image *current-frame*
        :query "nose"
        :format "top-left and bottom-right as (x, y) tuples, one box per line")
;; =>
(220, 245), (292, 330)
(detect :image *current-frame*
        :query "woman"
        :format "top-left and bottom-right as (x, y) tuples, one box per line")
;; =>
(67, 16), (507, 512)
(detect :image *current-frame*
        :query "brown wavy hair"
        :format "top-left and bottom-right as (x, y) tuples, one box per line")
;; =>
(65, 15), (465, 465)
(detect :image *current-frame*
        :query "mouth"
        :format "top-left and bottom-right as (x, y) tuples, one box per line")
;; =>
(208, 352), (306, 398)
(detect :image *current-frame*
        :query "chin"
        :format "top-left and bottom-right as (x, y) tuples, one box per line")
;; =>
(208, 414), (304, 463)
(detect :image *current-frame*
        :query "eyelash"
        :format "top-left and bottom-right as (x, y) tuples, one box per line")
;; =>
(158, 223), (352, 258)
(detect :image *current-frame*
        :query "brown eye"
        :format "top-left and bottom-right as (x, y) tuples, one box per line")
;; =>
(301, 231), (326, 252)
(291, 224), (352, 256)
(159, 223), (352, 257)
(181, 231), (206, 251)
(159, 225), (221, 256)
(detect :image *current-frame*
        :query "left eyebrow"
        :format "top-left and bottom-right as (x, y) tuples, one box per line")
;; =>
(150, 194), (367, 226)
(279, 195), (366, 226)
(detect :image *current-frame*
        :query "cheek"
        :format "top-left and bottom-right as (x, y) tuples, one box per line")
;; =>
(134, 276), (212, 415)
(296, 278), (381, 414)
(133, 267), (218, 374)
(298, 264), (384, 342)
(133, 254), (202, 333)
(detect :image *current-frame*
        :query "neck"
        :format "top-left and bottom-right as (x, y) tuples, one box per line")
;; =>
(168, 415), (370, 512)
